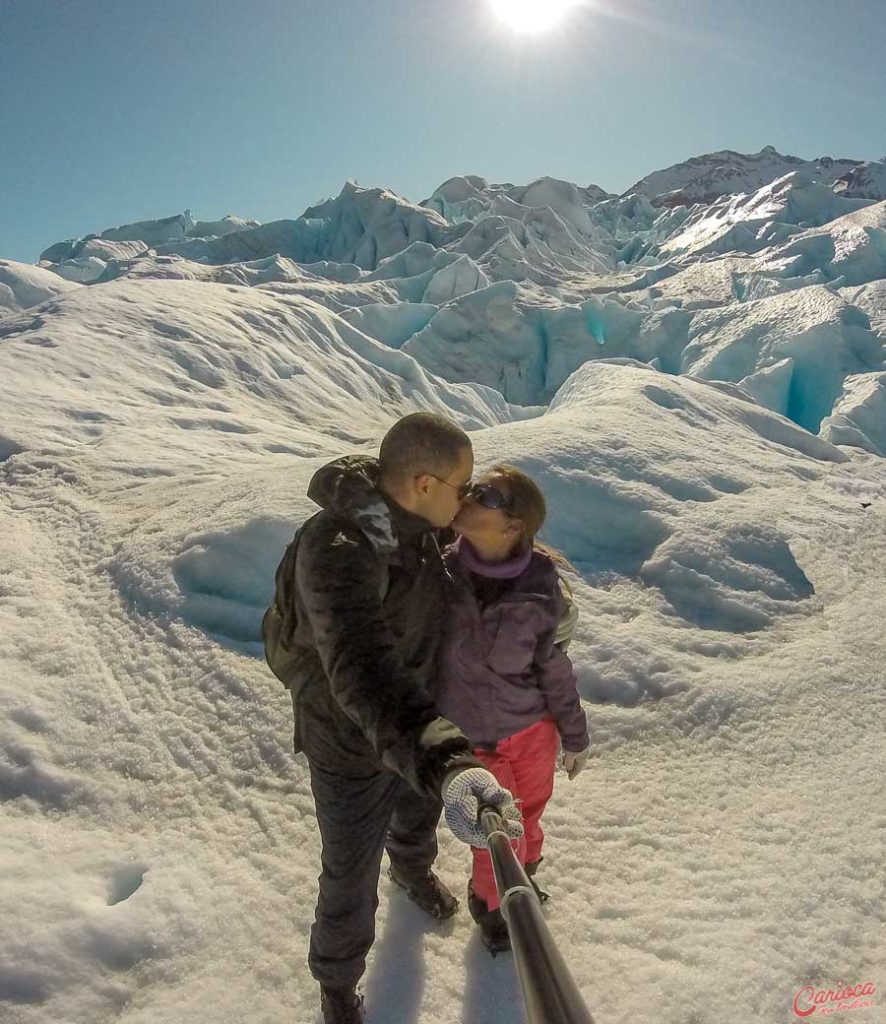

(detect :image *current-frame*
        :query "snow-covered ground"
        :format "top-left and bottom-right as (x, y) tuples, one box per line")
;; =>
(2, 148), (885, 1024)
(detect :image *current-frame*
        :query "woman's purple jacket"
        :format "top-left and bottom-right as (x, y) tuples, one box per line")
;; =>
(435, 538), (589, 753)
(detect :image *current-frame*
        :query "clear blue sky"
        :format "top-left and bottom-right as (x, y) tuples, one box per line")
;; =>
(2, 0), (884, 264)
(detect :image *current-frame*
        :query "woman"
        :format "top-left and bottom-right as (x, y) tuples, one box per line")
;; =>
(436, 464), (591, 953)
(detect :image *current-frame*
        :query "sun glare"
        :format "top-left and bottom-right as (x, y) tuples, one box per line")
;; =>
(490, 0), (584, 34)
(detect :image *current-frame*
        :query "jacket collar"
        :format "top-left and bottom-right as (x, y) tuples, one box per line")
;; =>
(445, 541), (557, 601)
(307, 454), (434, 556)
(454, 536), (533, 579)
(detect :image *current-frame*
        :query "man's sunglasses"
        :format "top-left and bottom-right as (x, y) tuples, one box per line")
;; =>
(427, 474), (474, 500)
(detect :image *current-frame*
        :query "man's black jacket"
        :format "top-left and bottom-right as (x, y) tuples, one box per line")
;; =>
(284, 454), (478, 796)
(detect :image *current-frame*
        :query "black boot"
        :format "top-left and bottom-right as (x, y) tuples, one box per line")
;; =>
(320, 985), (364, 1024)
(388, 865), (459, 920)
(467, 881), (511, 955)
(524, 858), (550, 904)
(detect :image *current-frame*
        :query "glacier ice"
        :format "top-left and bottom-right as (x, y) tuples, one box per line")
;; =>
(681, 285), (883, 432)
(51, 255), (109, 284)
(25, 147), (886, 446)
(0, 259), (81, 315)
(819, 371), (886, 455)
(736, 357), (795, 416)
(340, 301), (436, 349)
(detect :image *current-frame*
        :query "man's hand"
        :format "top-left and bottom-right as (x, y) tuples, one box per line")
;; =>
(561, 743), (591, 780)
(442, 767), (523, 849)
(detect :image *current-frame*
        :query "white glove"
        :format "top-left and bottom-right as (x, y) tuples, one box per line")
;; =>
(561, 743), (591, 780)
(442, 767), (524, 848)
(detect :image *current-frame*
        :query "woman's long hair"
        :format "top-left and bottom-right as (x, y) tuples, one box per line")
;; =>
(486, 464), (577, 574)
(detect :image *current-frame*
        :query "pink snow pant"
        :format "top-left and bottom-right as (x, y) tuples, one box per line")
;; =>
(470, 717), (560, 911)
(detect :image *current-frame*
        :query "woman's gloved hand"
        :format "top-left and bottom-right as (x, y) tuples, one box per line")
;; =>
(442, 767), (523, 848)
(561, 743), (591, 780)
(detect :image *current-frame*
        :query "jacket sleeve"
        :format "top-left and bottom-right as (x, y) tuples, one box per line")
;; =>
(534, 591), (590, 753)
(295, 517), (478, 794)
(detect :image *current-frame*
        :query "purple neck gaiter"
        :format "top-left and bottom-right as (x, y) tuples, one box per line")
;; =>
(455, 536), (532, 579)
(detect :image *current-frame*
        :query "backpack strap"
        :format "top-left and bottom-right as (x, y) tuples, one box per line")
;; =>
(262, 516), (391, 689)
(554, 573), (578, 652)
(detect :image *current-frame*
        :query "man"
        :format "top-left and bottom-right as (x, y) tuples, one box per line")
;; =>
(279, 412), (522, 1024)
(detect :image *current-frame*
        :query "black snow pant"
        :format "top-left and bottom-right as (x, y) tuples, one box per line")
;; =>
(294, 692), (443, 990)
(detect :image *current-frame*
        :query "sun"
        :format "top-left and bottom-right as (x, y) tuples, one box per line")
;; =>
(490, 0), (584, 34)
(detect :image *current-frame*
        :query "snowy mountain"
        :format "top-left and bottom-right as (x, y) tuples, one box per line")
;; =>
(624, 144), (861, 207)
(655, 171), (874, 260)
(832, 157), (886, 200)
(3, 145), (885, 1024)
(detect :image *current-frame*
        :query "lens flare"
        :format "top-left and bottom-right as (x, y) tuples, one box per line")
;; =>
(490, 0), (584, 34)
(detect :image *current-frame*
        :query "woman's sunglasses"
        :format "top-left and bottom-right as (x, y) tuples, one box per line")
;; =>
(427, 476), (513, 510)
(468, 482), (513, 511)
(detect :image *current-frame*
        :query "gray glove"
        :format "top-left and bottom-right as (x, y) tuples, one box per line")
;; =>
(561, 743), (591, 780)
(442, 767), (524, 848)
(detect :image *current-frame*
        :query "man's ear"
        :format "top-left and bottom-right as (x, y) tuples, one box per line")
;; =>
(413, 473), (432, 497)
